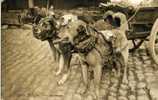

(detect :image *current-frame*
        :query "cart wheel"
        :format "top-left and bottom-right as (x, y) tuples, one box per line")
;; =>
(148, 18), (158, 65)
(129, 39), (144, 52)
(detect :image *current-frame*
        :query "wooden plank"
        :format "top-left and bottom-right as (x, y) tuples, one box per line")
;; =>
(126, 31), (150, 40)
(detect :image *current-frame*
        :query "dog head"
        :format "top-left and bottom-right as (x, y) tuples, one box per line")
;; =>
(33, 17), (57, 41)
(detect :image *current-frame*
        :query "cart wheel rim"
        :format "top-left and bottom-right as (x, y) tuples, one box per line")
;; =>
(149, 18), (158, 65)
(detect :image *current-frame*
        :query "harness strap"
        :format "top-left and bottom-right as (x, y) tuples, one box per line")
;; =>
(87, 25), (122, 67)
(87, 25), (112, 48)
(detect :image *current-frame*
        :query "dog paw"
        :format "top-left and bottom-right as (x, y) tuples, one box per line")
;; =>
(76, 83), (87, 94)
(57, 74), (69, 85)
(55, 70), (61, 76)
(122, 76), (128, 84)
(91, 92), (97, 100)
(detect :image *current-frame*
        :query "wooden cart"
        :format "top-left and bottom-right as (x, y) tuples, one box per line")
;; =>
(99, 3), (158, 65)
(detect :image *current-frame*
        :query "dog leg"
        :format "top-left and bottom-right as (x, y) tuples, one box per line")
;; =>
(58, 70), (70, 85)
(75, 54), (89, 94)
(48, 39), (58, 61)
(115, 61), (121, 78)
(56, 54), (64, 76)
(117, 64), (121, 77)
(77, 54), (88, 86)
(54, 48), (59, 62)
(122, 64), (128, 84)
(93, 64), (102, 99)
(81, 63), (88, 86)
(122, 50), (128, 84)
(58, 54), (72, 85)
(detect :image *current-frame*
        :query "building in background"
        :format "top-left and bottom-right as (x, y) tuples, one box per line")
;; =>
(2, 0), (109, 10)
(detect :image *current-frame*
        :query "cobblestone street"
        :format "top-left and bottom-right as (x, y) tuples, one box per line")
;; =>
(2, 27), (158, 100)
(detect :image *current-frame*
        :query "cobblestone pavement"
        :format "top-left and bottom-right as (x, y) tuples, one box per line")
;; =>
(2, 27), (158, 100)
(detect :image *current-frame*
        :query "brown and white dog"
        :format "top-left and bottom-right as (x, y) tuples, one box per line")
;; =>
(57, 18), (128, 99)
(33, 14), (84, 85)
(33, 13), (129, 99)
(69, 14), (129, 99)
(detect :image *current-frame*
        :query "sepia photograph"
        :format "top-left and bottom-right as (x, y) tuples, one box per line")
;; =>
(1, 0), (158, 100)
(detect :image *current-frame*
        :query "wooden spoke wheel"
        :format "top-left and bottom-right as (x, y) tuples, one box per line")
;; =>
(148, 18), (158, 65)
